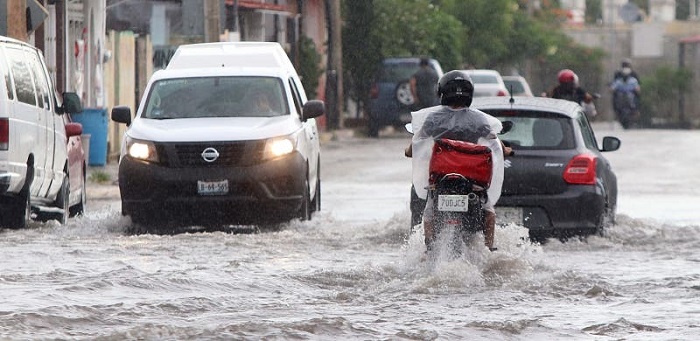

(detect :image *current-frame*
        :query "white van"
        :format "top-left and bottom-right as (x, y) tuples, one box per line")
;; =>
(111, 42), (325, 228)
(0, 36), (84, 227)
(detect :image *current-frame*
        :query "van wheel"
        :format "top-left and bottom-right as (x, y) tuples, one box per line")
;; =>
(1, 189), (31, 229)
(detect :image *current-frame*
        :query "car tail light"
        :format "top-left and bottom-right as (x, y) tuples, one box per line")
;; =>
(0, 118), (8, 150)
(497, 89), (508, 96)
(563, 153), (597, 185)
(370, 83), (379, 99)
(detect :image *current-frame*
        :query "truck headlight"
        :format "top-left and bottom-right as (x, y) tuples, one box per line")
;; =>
(126, 137), (159, 162)
(264, 134), (298, 160)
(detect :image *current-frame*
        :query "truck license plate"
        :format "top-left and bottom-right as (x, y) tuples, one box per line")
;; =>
(438, 195), (469, 212)
(197, 180), (229, 196)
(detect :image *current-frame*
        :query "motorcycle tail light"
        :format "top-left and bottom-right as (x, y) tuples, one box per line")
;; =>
(563, 153), (597, 185)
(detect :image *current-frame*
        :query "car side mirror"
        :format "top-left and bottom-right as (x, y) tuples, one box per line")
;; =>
(601, 136), (621, 152)
(61, 92), (83, 114)
(111, 106), (132, 126)
(302, 100), (325, 121)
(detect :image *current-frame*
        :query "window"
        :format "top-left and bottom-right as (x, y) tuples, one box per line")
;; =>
(491, 110), (574, 150)
(5, 47), (36, 106)
(576, 112), (599, 151)
(143, 76), (288, 119)
(288, 78), (303, 116)
(27, 51), (51, 111)
(0, 47), (14, 100)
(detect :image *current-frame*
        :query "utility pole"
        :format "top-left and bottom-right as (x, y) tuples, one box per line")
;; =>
(203, 0), (220, 43)
(324, 0), (343, 130)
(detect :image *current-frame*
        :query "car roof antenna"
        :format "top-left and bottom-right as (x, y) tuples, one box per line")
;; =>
(508, 85), (515, 105)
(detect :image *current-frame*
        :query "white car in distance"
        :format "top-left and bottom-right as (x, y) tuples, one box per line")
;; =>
(463, 69), (509, 97)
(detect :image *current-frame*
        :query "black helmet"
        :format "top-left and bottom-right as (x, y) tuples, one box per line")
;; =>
(437, 70), (474, 106)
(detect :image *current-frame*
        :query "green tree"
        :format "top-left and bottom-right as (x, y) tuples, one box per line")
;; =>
(639, 66), (694, 127)
(373, 0), (464, 69)
(342, 0), (382, 116)
(295, 36), (324, 99)
(342, 0), (463, 117)
(433, 0), (517, 67)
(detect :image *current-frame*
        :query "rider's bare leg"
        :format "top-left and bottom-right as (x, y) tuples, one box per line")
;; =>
(484, 210), (496, 250)
(424, 219), (435, 250)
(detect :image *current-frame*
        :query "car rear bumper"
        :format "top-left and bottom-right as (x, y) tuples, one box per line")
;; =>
(118, 152), (307, 223)
(497, 185), (605, 234)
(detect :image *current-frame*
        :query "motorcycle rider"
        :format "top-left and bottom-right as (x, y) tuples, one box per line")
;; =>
(610, 66), (641, 128)
(549, 69), (593, 104)
(548, 69), (596, 118)
(405, 70), (508, 252)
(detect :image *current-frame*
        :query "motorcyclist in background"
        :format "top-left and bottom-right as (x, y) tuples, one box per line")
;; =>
(405, 70), (510, 251)
(610, 66), (641, 128)
(548, 69), (597, 118)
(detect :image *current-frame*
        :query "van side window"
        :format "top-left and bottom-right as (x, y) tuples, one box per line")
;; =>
(288, 78), (303, 116)
(5, 47), (36, 106)
(27, 51), (51, 110)
(0, 48), (14, 100)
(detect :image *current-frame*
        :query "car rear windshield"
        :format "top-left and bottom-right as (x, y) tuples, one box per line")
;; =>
(469, 74), (500, 84)
(143, 76), (288, 119)
(503, 80), (525, 93)
(484, 110), (575, 150)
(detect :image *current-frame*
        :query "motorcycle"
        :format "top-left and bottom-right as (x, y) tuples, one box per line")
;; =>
(406, 121), (512, 253)
(423, 138), (492, 253)
(612, 89), (638, 129)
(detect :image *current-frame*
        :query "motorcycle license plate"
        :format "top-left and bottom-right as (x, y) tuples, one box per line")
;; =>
(438, 195), (469, 212)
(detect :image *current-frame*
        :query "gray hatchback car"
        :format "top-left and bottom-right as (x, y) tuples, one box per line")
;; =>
(473, 96), (621, 241)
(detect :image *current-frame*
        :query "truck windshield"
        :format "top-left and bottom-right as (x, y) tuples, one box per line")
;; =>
(143, 76), (288, 119)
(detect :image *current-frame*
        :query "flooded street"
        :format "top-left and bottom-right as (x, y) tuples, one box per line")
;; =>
(1, 125), (699, 340)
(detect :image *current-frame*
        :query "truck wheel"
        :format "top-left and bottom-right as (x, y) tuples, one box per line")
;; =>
(298, 176), (311, 221)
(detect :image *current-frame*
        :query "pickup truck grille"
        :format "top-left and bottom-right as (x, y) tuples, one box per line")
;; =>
(157, 141), (266, 167)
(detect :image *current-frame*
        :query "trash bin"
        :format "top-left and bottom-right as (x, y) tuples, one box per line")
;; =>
(72, 108), (108, 166)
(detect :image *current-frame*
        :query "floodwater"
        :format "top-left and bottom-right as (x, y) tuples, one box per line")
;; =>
(1, 124), (698, 340)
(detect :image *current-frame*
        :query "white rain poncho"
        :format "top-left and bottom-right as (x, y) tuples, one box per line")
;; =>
(410, 105), (504, 211)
